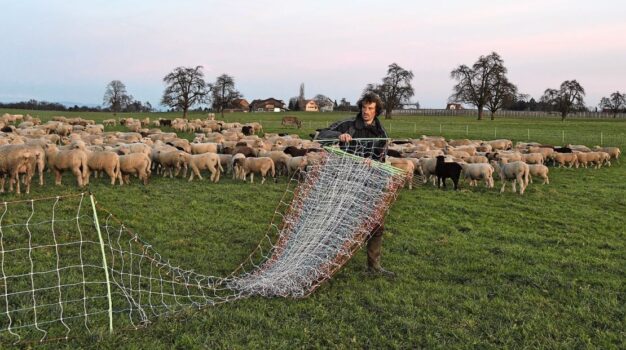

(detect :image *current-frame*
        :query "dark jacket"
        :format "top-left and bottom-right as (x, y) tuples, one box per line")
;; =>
(316, 113), (388, 160)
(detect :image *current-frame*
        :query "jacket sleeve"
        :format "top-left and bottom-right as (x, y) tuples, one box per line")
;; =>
(315, 119), (353, 140)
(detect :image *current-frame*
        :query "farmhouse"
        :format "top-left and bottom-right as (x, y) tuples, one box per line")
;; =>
(446, 103), (464, 110)
(223, 98), (249, 113)
(303, 100), (319, 112)
(249, 98), (286, 112)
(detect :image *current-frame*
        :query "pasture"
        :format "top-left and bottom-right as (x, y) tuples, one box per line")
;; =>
(1, 109), (625, 348)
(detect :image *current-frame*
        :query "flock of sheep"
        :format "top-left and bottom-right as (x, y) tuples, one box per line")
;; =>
(0, 112), (621, 196)
(387, 136), (620, 195)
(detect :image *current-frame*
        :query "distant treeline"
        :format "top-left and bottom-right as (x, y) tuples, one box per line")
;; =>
(0, 99), (153, 113)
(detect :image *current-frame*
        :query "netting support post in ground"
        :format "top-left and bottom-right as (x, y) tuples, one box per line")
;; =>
(89, 194), (113, 334)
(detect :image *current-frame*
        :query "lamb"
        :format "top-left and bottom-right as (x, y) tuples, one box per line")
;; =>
(435, 155), (463, 190)
(154, 150), (186, 178)
(449, 145), (476, 156)
(166, 139), (191, 153)
(491, 159), (530, 195)
(231, 153), (246, 180)
(83, 150), (122, 186)
(550, 152), (578, 168)
(183, 152), (223, 182)
(217, 153), (233, 174)
(0, 145), (36, 194)
(258, 150), (292, 176)
(520, 152), (544, 165)
(190, 142), (219, 154)
(495, 151), (522, 162)
(386, 157), (415, 189)
(444, 149), (471, 160)
(286, 156), (308, 177)
(596, 151), (612, 167)
(566, 144), (592, 152)
(574, 151), (599, 168)
(119, 153), (151, 185)
(234, 157), (276, 184)
(528, 164), (550, 184)
(487, 139), (513, 151)
(416, 157), (438, 185)
(44, 144), (88, 187)
(103, 119), (117, 127)
(222, 145), (256, 157)
(120, 142), (152, 157)
(460, 162), (494, 188)
(593, 146), (621, 162)
(12, 144), (46, 186)
(466, 155), (488, 164)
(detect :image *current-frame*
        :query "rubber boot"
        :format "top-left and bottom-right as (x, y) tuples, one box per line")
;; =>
(366, 224), (395, 277)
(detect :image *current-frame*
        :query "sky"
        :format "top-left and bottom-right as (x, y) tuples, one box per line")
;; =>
(2, 0), (626, 109)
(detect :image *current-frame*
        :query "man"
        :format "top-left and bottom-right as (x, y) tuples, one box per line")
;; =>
(315, 92), (394, 277)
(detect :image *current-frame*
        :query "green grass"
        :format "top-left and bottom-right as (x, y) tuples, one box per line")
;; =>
(1, 109), (625, 348)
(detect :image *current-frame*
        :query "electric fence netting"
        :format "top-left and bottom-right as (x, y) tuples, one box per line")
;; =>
(0, 140), (408, 343)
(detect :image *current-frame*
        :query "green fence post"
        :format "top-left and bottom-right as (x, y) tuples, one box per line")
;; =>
(494, 127), (497, 138)
(562, 130), (565, 144)
(414, 123), (416, 133)
(90, 194), (113, 334)
(600, 132), (603, 146)
(527, 129), (530, 141)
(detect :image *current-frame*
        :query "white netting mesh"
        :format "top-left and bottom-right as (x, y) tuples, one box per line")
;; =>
(0, 141), (408, 343)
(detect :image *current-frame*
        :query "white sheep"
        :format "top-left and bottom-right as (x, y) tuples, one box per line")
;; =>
(44, 144), (88, 187)
(234, 157), (275, 184)
(258, 150), (292, 176)
(286, 156), (308, 177)
(593, 146), (621, 162)
(154, 150), (185, 178)
(190, 142), (219, 154)
(528, 164), (550, 184)
(491, 160), (530, 195)
(83, 150), (122, 186)
(231, 153), (246, 180)
(0, 145), (36, 194)
(119, 153), (151, 185)
(385, 157), (415, 189)
(521, 152), (544, 165)
(183, 152), (223, 182)
(460, 162), (494, 188)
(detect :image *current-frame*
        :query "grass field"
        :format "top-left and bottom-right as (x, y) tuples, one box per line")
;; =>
(1, 109), (625, 348)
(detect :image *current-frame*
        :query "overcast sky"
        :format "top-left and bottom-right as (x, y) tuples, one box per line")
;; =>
(2, 0), (625, 109)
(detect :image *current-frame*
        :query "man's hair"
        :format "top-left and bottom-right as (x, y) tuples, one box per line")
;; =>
(357, 92), (384, 116)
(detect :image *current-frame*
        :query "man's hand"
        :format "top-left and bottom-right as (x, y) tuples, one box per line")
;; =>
(338, 133), (353, 142)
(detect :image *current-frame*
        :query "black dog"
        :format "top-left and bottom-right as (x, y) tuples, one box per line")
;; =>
(435, 155), (463, 190)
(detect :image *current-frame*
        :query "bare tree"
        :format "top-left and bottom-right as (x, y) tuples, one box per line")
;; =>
(450, 52), (507, 120)
(485, 72), (519, 120)
(211, 74), (241, 118)
(161, 66), (210, 119)
(599, 91), (626, 118)
(313, 94), (333, 111)
(103, 80), (133, 115)
(363, 63), (414, 119)
(541, 80), (586, 121)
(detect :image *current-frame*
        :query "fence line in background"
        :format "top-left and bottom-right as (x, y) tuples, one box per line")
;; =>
(259, 119), (624, 147)
(391, 109), (626, 119)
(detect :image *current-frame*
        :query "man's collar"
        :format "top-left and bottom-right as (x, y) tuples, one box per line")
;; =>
(354, 112), (380, 129)
(355, 113), (379, 129)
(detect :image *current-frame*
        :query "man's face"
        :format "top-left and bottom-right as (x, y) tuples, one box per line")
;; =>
(361, 102), (377, 125)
